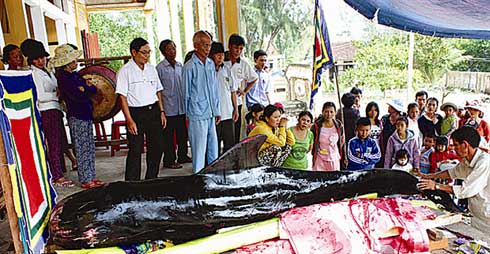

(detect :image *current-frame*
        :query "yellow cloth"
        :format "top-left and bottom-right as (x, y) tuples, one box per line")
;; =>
(248, 121), (295, 151)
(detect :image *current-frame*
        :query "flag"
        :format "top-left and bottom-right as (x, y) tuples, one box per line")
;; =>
(0, 70), (57, 254)
(310, 0), (334, 109)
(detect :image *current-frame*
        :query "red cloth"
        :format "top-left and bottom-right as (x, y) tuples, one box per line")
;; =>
(235, 198), (435, 254)
(429, 150), (460, 173)
(477, 120), (490, 142)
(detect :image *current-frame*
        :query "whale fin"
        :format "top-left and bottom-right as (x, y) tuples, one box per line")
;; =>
(197, 134), (267, 175)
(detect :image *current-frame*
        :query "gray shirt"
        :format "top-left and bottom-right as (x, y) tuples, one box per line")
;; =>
(156, 59), (185, 116)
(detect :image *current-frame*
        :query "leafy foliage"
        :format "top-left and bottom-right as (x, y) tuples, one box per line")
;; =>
(88, 11), (146, 71)
(240, 0), (313, 62)
(413, 34), (463, 85)
(453, 39), (490, 72)
(339, 34), (421, 93)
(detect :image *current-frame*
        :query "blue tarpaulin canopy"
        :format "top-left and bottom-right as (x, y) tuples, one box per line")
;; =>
(343, 0), (490, 39)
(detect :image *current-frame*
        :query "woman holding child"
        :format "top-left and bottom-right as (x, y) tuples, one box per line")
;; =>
(248, 104), (295, 167)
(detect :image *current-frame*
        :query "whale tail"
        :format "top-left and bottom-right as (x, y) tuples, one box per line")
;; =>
(197, 134), (266, 175)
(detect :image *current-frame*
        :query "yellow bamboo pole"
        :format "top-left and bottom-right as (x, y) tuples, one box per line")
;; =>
(0, 129), (23, 253)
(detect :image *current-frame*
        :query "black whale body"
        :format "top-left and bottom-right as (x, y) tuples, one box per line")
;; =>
(49, 135), (461, 249)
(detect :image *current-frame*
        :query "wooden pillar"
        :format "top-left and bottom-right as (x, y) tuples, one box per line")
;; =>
(169, 0), (183, 61)
(0, 130), (23, 254)
(215, 0), (240, 48)
(182, 0), (194, 53)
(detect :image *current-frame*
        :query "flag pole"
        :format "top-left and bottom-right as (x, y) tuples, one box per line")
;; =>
(332, 65), (347, 168)
(0, 130), (23, 254)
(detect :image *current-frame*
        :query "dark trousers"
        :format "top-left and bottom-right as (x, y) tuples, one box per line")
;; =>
(216, 119), (235, 155)
(125, 102), (163, 181)
(41, 109), (64, 181)
(234, 104), (242, 143)
(162, 114), (189, 165)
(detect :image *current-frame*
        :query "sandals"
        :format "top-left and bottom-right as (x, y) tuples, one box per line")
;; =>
(81, 180), (106, 189)
(165, 163), (183, 169)
(53, 178), (75, 187)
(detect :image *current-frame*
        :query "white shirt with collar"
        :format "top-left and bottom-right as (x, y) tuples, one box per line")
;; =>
(31, 65), (61, 111)
(216, 64), (237, 120)
(449, 148), (490, 231)
(116, 59), (163, 107)
(224, 57), (258, 106)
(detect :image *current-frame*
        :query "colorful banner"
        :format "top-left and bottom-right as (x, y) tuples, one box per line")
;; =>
(0, 70), (57, 254)
(310, 0), (334, 109)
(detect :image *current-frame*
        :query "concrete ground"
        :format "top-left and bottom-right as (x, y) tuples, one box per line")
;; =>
(55, 147), (194, 198)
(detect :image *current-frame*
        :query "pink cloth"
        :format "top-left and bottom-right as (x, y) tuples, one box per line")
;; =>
(312, 158), (340, 171)
(234, 240), (294, 254)
(235, 198), (435, 254)
(313, 127), (340, 171)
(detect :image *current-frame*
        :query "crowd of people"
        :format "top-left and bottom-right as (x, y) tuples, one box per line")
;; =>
(3, 33), (489, 231)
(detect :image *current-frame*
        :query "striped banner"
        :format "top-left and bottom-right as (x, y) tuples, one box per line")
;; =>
(0, 70), (57, 254)
(310, 0), (334, 109)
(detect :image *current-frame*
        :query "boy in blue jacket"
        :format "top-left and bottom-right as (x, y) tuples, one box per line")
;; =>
(347, 117), (381, 170)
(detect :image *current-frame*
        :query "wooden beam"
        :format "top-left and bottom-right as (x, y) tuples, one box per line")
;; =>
(0, 130), (23, 254)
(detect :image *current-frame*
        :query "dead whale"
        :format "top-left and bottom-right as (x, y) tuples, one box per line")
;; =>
(49, 135), (460, 249)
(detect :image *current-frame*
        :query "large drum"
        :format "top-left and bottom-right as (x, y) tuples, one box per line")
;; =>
(78, 65), (120, 123)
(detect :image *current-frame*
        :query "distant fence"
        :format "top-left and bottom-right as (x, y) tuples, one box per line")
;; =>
(446, 71), (490, 94)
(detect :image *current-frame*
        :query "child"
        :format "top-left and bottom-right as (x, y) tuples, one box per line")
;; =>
(384, 116), (420, 171)
(440, 102), (458, 137)
(429, 136), (460, 173)
(311, 102), (345, 171)
(407, 102), (421, 145)
(419, 134), (435, 174)
(245, 103), (264, 135)
(347, 117), (381, 170)
(283, 111), (314, 170)
(391, 149), (412, 172)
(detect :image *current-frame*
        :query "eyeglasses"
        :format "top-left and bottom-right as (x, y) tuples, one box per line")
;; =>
(139, 50), (152, 55)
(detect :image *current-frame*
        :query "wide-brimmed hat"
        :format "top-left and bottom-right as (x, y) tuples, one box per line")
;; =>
(465, 100), (485, 112)
(387, 99), (404, 112)
(440, 102), (457, 111)
(20, 39), (49, 60)
(50, 44), (82, 67)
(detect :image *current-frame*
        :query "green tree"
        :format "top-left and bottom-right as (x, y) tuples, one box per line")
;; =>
(453, 39), (490, 72)
(88, 11), (146, 71)
(339, 34), (419, 94)
(413, 34), (462, 85)
(413, 35), (463, 102)
(240, 0), (313, 62)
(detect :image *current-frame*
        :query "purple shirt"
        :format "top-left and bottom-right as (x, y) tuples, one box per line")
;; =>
(56, 69), (96, 121)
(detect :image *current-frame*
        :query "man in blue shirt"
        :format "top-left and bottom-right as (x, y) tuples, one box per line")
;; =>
(246, 50), (271, 109)
(183, 31), (221, 173)
(156, 39), (192, 169)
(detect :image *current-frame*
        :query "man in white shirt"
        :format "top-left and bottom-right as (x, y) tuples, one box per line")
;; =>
(209, 41), (239, 154)
(418, 127), (490, 232)
(116, 38), (167, 181)
(224, 34), (258, 143)
(246, 49), (271, 109)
